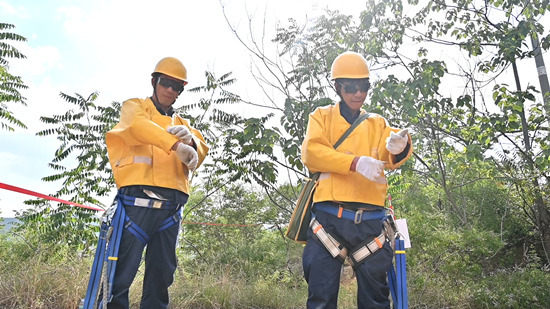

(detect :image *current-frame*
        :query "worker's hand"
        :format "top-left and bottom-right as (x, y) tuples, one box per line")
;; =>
(385, 129), (409, 155)
(174, 142), (198, 171)
(356, 156), (386, 183)
(167, 125), (193, 145)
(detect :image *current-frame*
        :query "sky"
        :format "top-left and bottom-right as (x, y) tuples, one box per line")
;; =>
(0, 0), (367, 217)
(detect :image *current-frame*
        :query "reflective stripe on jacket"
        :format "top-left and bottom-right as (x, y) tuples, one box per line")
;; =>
(301, 102), (412, 206)
(106, 97), (209, 194)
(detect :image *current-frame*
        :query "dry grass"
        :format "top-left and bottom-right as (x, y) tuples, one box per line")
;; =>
(0, 251), (89, 309)
(0, 247), (363, 309)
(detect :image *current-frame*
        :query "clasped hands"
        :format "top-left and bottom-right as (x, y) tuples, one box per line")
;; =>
(167, 125), (193, 145)
(168, 125), (198, 171)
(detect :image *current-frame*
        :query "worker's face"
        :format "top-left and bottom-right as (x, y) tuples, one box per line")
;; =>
(338, 80), (369, 111)
(154, 75), (186, 108)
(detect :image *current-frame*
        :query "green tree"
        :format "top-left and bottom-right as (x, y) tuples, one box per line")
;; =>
(14, 92), (119, 251)
(181, 184), (281, 271)
(220, 0), (550, 266)
(364, 0), (550, 264)
(0, 22), (27, 131)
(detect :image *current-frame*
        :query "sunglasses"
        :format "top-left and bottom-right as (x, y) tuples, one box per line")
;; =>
(338, 81), (370, 94)
(157, 77), (185, 92)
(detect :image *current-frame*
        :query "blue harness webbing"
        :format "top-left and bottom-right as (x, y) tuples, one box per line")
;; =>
(388, 237), (408, 309)
(83, 196), (125, 309)
(83, 217), (108, 309)
(314, 203), (387, 222)
(83, 194), (182, 308)
(104, 201), (125, 304)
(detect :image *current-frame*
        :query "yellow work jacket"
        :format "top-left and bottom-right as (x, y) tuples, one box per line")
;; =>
(301, 102), (413, 207)
(105, 97), (209, 194)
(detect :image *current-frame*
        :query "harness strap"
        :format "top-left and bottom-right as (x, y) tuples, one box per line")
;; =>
(83, 197), (125, 309)
(310, 218), (348, 263)
(314, 203), (386, 223)
(123, 208), (182, 245)
(348, 231), (386, 268)
(124, 216), (150, 244)
(104, 202), (125, 305)
(157, 209), (182, 233)
(310, 208), (395, 269)
(83, 219), (109, 309)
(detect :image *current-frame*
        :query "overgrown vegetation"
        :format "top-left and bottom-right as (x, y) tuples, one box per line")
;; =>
(0, 22), (27, 131)
(2, 179), (550, 308)
(2, 0), (550, 308)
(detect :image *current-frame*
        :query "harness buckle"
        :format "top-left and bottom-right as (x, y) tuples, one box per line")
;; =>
(354, 209), (363, 224)
(383, 216), (398, 250)
(385, 214), (398, 232)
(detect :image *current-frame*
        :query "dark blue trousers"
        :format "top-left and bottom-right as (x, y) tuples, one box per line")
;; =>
(103, 205), (182, 309)
(302, 207), (393, 309)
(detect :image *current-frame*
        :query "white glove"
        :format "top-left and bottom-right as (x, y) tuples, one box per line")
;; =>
(167, 125), (193, 145)
(174, 142), (198, 171)
(356, 156), (386, 183)
(385, 129), (409, 155)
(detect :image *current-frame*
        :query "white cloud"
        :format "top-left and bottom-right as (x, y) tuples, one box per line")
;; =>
(56, 5), (85, 35)
(10, 45), (61, 77)
(0, 1), (29, 19)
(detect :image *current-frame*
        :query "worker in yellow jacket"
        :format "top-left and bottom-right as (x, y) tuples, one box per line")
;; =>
(103, 57), (208, 309)
(301, 51), (413, 309)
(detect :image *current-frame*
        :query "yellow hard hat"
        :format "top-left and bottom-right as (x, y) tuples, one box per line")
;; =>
(152, 57), (188, 82)
(330, 51), (370, 79)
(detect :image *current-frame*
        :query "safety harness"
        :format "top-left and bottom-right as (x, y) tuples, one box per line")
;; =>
(310, 204), (392, 268)
(83, 192), (182, 309)
(310, 202), (408, 309)
(117, 194), (181, 245)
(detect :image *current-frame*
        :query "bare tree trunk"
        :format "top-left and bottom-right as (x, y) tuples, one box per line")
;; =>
(512, 61), (550, 264)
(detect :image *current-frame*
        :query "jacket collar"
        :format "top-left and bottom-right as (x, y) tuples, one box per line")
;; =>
(150, 97), (175, 116)
(339, 101), (361, 125)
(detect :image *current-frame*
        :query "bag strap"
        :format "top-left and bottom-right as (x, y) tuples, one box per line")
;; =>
(333, 112), (370, 149)
(310, 112), (370, 180)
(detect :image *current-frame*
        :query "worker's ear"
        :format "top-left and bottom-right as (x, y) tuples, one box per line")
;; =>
(151, 77), (156, 88)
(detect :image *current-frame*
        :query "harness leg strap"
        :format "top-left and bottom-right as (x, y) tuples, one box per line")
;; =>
(348, 231), (387, 269)
(310, 218), (348, 263)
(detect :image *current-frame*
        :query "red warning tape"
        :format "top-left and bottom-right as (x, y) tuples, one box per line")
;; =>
(0, 182), (104, 212)
(181, 221), (262, 227)
(0, 182), (268, 227)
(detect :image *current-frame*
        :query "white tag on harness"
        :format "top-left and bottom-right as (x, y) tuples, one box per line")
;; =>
(143, 189), (168, 200)
(395, 218), (411, 248)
